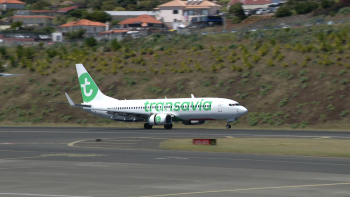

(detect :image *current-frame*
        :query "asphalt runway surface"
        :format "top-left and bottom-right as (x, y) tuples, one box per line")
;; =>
(0, 127), (349, 197)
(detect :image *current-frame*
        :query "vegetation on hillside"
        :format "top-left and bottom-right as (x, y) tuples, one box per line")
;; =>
(2, 23), (350, 129)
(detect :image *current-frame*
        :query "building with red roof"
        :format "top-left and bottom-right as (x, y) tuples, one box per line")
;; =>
(228, 0), (273, 9)
(118, 14), (164, 28)
(0, 0), (26, 11)
(59, 19), (107, 34)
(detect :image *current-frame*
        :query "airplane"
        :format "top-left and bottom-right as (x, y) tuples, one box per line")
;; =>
(0, 73), (24, 77)
(54, 64), (248, 129)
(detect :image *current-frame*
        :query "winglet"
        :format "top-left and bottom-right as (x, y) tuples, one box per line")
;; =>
(65, 93), (76, 107)
(191, 94), (195, 98)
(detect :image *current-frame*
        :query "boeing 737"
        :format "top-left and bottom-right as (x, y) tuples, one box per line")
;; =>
(56, 64), (248, 129)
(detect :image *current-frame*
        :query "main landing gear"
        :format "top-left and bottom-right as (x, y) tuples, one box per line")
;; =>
(226, 118), (237, 129)
(144, 123), (173, 129)
(144, 123), (153, 129)
(164, 123), (173, 130)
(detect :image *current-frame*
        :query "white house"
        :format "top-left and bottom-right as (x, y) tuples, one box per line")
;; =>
(155, 0), (221, 28)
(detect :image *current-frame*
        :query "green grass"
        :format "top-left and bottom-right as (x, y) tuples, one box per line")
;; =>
(159, 138), (350, 158)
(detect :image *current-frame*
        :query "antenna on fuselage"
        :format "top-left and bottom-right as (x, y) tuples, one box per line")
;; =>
(165, 96), (167, 99)
(191, 94), (195, 98)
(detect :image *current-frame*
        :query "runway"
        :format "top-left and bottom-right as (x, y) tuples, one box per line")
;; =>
(0, 127), (349, 197)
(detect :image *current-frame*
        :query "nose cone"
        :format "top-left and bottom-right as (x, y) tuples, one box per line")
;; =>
(239, 106), (248, 116)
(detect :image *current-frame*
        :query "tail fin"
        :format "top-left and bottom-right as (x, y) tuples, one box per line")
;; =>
(76, 64), (115, 103)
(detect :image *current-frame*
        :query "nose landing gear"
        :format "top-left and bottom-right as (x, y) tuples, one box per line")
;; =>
(226, 118), (237, 129)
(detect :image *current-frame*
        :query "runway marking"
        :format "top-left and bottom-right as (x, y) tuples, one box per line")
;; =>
(0, 193), (93, 197)
(67, 139), (90, 147)
(141, 182), (350, 197)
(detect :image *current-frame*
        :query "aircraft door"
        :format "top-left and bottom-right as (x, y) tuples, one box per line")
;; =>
(218, 102), (222, 112)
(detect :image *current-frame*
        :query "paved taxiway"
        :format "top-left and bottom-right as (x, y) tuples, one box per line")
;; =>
(0, 127), (349, 197)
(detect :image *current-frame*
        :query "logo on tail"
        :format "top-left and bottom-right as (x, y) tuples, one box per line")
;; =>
(79, 73), (98, 102)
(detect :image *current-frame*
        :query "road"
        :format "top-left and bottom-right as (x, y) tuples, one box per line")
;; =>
(0, 127), (349, 197)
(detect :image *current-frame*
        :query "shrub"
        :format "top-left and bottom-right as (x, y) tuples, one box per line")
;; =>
(327, 104), (335, 111)
(340, 110), (349, 117)
(275, 6), (292, 18)
(124, 77), (136, 86)
(203, 81), (211, 86)
(278, 98), (289, 107)
(295, 1), (318, 14)
(318, 72), (326, 79)
(229, 3), (246, 21)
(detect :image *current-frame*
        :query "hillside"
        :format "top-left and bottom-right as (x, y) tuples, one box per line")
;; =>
(1, 24), (350, 129)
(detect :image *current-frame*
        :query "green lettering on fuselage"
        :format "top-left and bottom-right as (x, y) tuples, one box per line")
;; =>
(143, 100), (213, 112)
(181, 102), (190, 111)
(191, 101), (199, 111)
(174, 102), (180, 111)
(156, 102), (164, 112)
(150, 102), (156, 112)
(203, 101), (212, 111)
(165, 102), (173, 111)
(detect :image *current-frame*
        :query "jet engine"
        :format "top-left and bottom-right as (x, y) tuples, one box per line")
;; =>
(148, 114), (172, 125)
(182, 120), (205, 125)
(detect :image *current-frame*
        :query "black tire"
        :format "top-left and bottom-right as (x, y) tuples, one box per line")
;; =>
(144, 123), (153, 129)
(164, 123), (173, 129)
(226, 125), (231, 129)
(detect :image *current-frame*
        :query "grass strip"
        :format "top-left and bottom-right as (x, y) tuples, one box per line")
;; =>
(159, 138), (350, 158)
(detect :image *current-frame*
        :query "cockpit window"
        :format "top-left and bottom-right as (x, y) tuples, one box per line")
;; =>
(235, 104), (241, 106)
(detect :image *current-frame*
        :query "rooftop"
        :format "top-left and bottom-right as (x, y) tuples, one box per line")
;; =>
(105, 11), (159, 16)
(118, 14), (162, 25)
(158, 0), (221, 8)
(12, 15), (55, 18)
(100, 30), (129, 34)
(59, 19), (106, 27)
(57, 5), (78, 13)
(0, 0), (26, 4)
(31, 10), (57, 12)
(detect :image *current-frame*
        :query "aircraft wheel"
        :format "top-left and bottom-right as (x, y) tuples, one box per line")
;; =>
(226, 124), (231, 129)
(164, 124), (173, 129)
(144, 123), (153, 129)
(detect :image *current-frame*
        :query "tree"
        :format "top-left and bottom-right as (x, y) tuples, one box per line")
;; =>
(53, 15), (67, 25)
(65, 29), (86, 39)
(113, 7), (126, 11)
(295, 1), (318, 14)
(111, 39), (121, 51)
(68, 9), (88, 19)
(11, 21), (23, 29)
(228, 3), (246, 21)
(321, 0), (334, 8)
(340, 0), (350, 6)
(101, 0), (116, 10)
(86, 11), (111, 22)
(275, 7), (293, 17)
(85, 37), (97, 47)
(42, 26), (55, 34)
(31, 0), (51, 10)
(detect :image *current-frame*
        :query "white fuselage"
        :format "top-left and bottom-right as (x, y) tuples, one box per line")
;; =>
(83, 97), (248, 122)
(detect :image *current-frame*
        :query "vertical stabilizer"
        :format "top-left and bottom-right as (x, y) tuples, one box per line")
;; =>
(76, 64), (115, 103)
